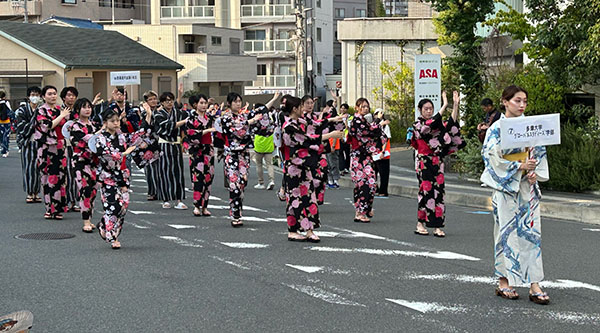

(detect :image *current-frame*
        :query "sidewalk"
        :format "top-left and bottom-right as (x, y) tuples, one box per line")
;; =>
(337, 145), (600, 225)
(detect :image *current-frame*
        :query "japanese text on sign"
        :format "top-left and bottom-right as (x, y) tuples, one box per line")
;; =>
(110, 71), (141, 86)
(500, 113), (561, 149)
(414, 54), (441, 120)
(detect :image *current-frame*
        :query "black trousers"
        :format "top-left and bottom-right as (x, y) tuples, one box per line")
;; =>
(375, 158), (390, 195)
(338, 141), (350, 171)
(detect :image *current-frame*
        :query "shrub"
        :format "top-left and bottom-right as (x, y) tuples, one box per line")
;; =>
(452, 137), (484, 178)
(544, 120), (600, 192)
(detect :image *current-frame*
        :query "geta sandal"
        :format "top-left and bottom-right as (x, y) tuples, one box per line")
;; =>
(495, 287), (519, 300)
(529, 292), (550, 305)
(414, 229), (429, 236)
(231, 219), (244, 228)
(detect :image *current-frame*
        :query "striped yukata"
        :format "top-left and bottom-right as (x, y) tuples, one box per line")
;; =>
(154, 108), (187, 202)
(140, 108), (160, 198)
(15, 102), (41, 197)
(481, 116), (549, 286)
(63, 106), (79, 207)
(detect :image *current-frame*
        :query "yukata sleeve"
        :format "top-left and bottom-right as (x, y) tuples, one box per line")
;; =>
(15, 107), (35, 147)
(183, 116), (203, 150)
(155, 112), (174, 138)
(531, 146), (549, 182)
(283, 123), (322, 149)
(34, 107), (52, 145)
(480, 126), (522, 193)
(70, 123), (91, 152)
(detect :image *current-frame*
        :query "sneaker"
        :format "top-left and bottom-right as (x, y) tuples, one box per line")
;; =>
(174, 202), (188, 210)
(332, 182), (340, 189)
(267, 181), (275, 190)
(254, 183), (266, 190)
(162, 202), (172, 209)
(1, 153), (7, 158)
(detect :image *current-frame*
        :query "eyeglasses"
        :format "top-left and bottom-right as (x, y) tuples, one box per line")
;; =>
(164, 99), (173, 103)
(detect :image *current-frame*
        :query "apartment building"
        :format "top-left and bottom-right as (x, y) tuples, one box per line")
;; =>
(0, 0), (146, 24)
(154, 0), (333, 97)
(105, 23), (256, 98)
(332, 0), (367, 73)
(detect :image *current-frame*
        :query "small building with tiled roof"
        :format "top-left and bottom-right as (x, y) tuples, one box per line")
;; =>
(0, 21), (183, 104)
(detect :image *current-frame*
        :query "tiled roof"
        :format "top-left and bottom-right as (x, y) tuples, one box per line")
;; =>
(0, 21), (184, 70)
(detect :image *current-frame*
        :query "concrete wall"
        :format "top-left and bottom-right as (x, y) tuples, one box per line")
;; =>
(39, 0), (145, 23)
(338, 17), (437, 41)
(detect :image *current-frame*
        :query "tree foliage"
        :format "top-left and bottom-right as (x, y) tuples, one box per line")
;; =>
(486, 0), (600, 88)
(372, 60), (414, 129)
(425, 0), (496, 135)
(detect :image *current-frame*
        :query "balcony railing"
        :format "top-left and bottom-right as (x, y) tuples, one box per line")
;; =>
(243, 39), (294, 53)
(160, 5), (214, 18)
(252, 75), (295, 88)
(241, 4), (293, 17)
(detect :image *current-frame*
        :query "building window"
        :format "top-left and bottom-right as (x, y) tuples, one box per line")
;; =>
(245, 30), (266, 40)
(356, 9), (366, 17)
(334, 55), (341, 72)
(99, 0), (110, 7)
(257, 64), (267, 75)
(317, 62), (322, 75)
(62, 0), (77, 4)
(335, 8), (345, 18)
(211, 36), (222, 46)
(316, 27), (321, 42)
(316, 0), (321, 8)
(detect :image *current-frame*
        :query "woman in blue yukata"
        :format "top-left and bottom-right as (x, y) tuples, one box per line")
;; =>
(480, 85), (550, 305)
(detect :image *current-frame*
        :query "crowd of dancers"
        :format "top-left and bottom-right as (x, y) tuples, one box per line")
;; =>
(7, 84), (550, 304)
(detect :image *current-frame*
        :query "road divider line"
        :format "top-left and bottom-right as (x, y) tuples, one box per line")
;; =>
(159, 236), (203, 248)
(210, 256), (251, 270)
(219, 242), (269, 249)
(285, 264), (324, 273)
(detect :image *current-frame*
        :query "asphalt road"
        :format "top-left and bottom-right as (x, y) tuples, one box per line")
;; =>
(1, 146), (599, 332)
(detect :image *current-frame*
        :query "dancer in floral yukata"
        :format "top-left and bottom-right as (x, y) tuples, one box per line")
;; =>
(219, 92), (279, 227)
(95, 109), (139, 249)
(481, 85), (550, 305)
(281, 96), (345, 242)
(183, 94), (216, 217)
(411, 91), (464, 237)
(300, 95), (329, 205)
(347, 98), (389, 223)
(33, 85), (71, 220)
(68, 98), (99, 233)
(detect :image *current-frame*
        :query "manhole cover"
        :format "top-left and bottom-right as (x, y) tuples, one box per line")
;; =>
(15, 233), (75, 240)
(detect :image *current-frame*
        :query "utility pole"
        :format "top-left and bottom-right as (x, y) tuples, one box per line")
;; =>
(23, 0), (28, 23)
(293, 0), (306, 97)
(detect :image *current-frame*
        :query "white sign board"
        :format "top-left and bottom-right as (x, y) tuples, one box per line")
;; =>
(110, 71), (140, 86)
(500, 113), (561, 149)
(414, 54), (441, 120)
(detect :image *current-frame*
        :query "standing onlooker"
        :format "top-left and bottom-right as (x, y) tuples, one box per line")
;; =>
(252, 99), (279, 191)
(325, 100), (341, 189)
(374, 108), (391, 197)
(0, 90), (14, 158)
(481, 85), (550, 305)
(477, 98), (501, 143)
(139, 90), (160, 201)
(15, 86), (42, 203)
(155, 92), (188, 210)
(338, 103), (351, 175)
(33, 85), (70, 219)
(411, 91), (464, 237)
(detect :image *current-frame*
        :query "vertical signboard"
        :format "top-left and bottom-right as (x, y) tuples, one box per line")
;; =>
(414, 54), (441, 119)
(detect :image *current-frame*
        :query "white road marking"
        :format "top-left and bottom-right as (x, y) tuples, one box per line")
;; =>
(207, 204), (229, 210)
(583, 228), (600, 232)
(210, 256), (251, 270)
(244, 205), (267, 212)
(406, 274), (600, 292)
(209, 195), (222, 201)
(167, 224), (196, 229)
(285, 264), (324, 273)
(386, 299), (600, 326)
(127, 222), (150, 229)
(137, 219), (157, 226)
(267, 218), (288, 222)
(159, 236), (203, 248)
(129, 210), (155, 215)
(241, 216), (268, 222)
(132, 179), (147, 183)
(219, 242), (269, 249)
(313, 231), (341, 238)
(284, 284), (365, 307)
(306, 246), (481, 261)
(386, 299), (466, 314)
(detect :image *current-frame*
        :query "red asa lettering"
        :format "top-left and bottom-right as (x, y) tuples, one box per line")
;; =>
(419, 69), (438, 79)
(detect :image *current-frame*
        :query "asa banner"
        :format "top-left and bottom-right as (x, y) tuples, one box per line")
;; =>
(500, 113), (561, 149)
(414, 54), (441, 120)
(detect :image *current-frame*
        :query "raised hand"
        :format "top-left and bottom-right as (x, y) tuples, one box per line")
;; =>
(92, 92), (102, 105)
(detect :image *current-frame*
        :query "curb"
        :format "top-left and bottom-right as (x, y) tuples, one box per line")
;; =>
(337, 177), (600, 226)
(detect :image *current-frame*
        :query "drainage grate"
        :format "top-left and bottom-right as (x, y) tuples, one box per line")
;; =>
(15, 233), (75, 240)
